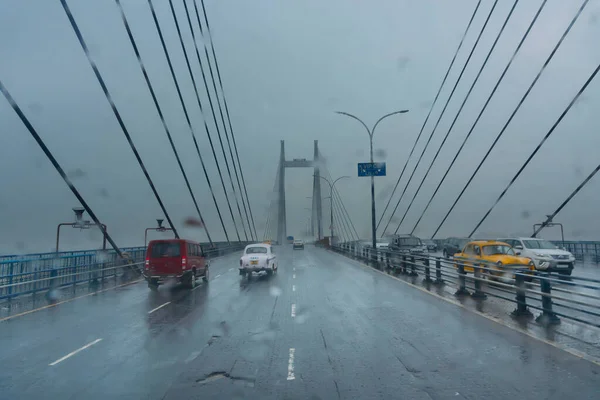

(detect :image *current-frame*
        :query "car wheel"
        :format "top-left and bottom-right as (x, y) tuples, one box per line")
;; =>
(188, 271), (196, 289)
(247, 271), (252, 281)
(203, 266), (209, 283)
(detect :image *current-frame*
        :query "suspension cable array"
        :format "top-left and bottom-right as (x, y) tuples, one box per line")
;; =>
(198, 0), (259, 240)
(376, 0), (484, 232)
(59, 0), (181, 241)
(383, 0), (501, 236)
(410, 0), (550, 235)
(0, 79), (123, 256)
(394, 0), (521, 234)
(431, 0), (590, 238)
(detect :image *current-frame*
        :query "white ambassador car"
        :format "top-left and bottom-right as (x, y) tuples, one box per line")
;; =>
(239, 243), (278, 278)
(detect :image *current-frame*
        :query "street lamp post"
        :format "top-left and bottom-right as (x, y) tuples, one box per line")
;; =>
(56, 207), (107, 253)
(315, 175), (350, 245)
(335, 110), (409, 250)
(145, 219), (175, 247)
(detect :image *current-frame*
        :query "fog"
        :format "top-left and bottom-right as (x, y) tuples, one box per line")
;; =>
(1, 0), (600, 254)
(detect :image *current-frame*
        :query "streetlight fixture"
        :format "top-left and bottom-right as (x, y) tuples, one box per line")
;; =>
(335, 110), (409, 250)
(145, 218), (175, 247)
(56, 207), (107, 253)
(314, 175), (350, 245)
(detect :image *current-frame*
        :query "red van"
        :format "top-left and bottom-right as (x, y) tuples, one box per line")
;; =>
(144, 239), (209, 290)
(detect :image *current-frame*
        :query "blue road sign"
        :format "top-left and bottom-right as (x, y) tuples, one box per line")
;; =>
(358, 162), (386, 177)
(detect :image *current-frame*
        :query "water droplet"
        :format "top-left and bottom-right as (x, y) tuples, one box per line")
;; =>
(184, 217), (204, 228)
(397, 55), (410, 71)
(68, 168), (86, 179)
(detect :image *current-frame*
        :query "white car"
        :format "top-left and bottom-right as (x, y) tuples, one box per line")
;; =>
(239, 243), (278, 278)
(293, 239), (304, 250)
(498, 237), (575, 275)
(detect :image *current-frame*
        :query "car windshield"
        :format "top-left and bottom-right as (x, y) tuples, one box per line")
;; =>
(398, 238), (421, 246)
(150, 242), (181, 257)
(246, 247), (268, 254)
(482, 245), (515, 256)
(522, 240), (557, 249)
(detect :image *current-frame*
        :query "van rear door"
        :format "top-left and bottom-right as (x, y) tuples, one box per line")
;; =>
(147, 241), (183, 275)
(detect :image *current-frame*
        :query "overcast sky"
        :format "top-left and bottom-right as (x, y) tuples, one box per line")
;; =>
(1, 0), (600, 254)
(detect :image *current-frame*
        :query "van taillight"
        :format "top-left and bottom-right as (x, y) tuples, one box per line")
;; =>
(145, 258), (149, 269)
(182, 256), (187, 269)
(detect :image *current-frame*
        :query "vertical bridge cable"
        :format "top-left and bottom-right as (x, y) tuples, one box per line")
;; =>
(385, 0), (501, 236)
(432, 0), (591, 238)
(114, 0), (226, 241)
(323, 164), (359, 240)
(197, 0), (259, 240)
(0, 80), (123, 257)
(376, 0), (483, 232)
(411, 0), (550, 236)
(396, 0), (521, 234)
(188, 0), (254, 240)
(58, 0), (180, 240)
(533, 163), (600, 237)
(165, 0), (248, 241)
(469, 61), (600, 237)
(324, 168), (352, 242)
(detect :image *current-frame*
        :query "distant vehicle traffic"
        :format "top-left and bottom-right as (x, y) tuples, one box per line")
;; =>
(144, 239), (209, 290)
(239, 243), (278, 279)
(422, 239), (437, 252)
(389, 234), (427, 254)
(442, 237), (470, 258)
(498, 237), (575, 275)
(453, 240), (535, 281)
(293, 239), (305, 250)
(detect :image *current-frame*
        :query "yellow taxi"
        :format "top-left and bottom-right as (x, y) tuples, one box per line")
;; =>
(262, 240), (272, 245)
(453, 240), (535, 279)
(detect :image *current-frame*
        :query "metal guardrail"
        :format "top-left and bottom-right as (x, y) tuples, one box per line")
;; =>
(333, 244), (600, 329)
(0, 243), (248, 301)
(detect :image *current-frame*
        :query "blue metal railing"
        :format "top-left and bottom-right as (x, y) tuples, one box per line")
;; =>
(0, 242), (248, 300)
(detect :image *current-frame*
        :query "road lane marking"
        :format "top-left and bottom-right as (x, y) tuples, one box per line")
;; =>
(287, 348), (295, 380)
(185, 350), (202, 364)
(291, 304), (296, 318)
(49, 338), (102, 366)
(335, 251), (600, 367)
(292, 285), (296, 292)
(215, 274), (221, 279)
(293, 267), (295, 271)
(148, 302), (171, 314)
(229, 268), (234, 271)
(0, 279), (143, 323)
(293, 274), (296, 279)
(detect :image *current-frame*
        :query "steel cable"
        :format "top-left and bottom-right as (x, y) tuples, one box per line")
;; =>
(432, 0), (591, 238)
(377, 0), (483, 233)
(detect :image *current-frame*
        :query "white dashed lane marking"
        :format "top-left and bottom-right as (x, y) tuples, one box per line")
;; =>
(291, 304), (296, 318)
(148, 302), (171, 314)
(49, 338), (103, 366)
(292, 285), (296, 292)
(287, 348), (296, 380)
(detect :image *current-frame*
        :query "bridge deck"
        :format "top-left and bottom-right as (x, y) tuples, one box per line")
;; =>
(0, 247), (597, 399)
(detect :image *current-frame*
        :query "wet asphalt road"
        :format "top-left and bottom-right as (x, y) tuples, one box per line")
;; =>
(0, 246), (598, 399)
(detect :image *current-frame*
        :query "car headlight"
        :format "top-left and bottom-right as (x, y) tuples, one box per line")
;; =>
(533, 252), (551, 258)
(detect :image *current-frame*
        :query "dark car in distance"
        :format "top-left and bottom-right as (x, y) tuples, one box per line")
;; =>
(442, 237), (470, 258)
(422, 239), (437, 252)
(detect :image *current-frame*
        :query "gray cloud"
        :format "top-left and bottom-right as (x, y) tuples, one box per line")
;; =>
(1, 0), (600, 254)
